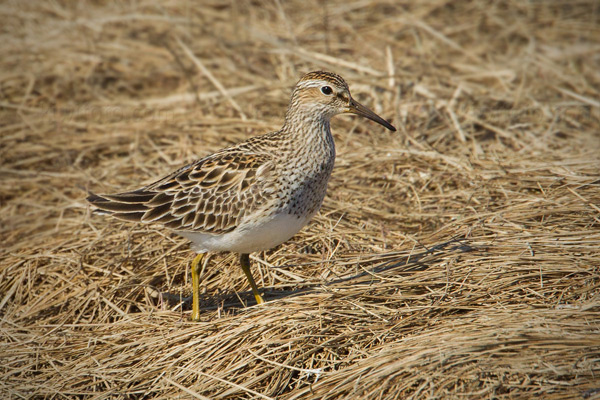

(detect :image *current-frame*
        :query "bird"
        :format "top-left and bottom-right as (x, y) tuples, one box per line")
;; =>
(87, 71), (396, 321)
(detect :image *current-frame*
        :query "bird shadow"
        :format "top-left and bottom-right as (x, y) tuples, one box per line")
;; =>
(155, 235), (479, 316)
(266, 235), (479, 300)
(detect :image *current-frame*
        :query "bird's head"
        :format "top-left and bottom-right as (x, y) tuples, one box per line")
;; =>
(288, 71), (396, 131)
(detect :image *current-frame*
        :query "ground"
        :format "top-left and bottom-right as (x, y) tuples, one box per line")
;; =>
(1, 1), (599, 399)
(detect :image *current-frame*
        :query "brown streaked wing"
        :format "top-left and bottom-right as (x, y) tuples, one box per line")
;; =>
(89, 148), (276, 234)
(139, 150), (275, 234)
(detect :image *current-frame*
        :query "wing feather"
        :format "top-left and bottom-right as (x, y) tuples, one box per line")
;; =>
(87, 148), (276, 235)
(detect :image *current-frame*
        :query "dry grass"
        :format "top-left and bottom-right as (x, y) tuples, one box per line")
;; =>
(1, 1), (600, 399)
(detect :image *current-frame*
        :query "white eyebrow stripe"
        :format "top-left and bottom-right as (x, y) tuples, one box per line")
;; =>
(296, 79), (328, 90)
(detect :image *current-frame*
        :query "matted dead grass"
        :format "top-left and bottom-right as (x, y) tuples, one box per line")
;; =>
(1, 1), (599, 399)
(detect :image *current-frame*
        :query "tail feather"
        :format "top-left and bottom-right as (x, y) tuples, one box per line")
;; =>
(86, 192), (107, 204)
(103, 190), (156, 203)
(89, 200), (149, 213)
(112, 212), (147, 222)
(87, 190), (157, 222)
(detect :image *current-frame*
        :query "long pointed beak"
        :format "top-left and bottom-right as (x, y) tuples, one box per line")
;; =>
(347, 98), (396, 131)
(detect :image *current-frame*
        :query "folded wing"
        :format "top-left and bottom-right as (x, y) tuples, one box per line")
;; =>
(87, 151), (275, 234)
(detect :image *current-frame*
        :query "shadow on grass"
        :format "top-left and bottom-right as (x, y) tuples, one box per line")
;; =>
(156, 235), (479, 314)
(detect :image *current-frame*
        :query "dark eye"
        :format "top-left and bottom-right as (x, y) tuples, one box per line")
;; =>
(320, 86), (333, 95)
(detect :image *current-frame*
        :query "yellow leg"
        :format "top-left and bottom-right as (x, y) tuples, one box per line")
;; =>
(240, 254), (264, 305)
(190, 253), (205, 321)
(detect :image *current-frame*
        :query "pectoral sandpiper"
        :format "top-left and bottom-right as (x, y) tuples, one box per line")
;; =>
(87, 71), (396, 320)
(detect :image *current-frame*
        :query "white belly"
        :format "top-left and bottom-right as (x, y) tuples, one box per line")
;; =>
(177, 211), (314, 254)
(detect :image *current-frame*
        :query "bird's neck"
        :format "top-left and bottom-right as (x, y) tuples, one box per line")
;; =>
(281, 106), (335, 157)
